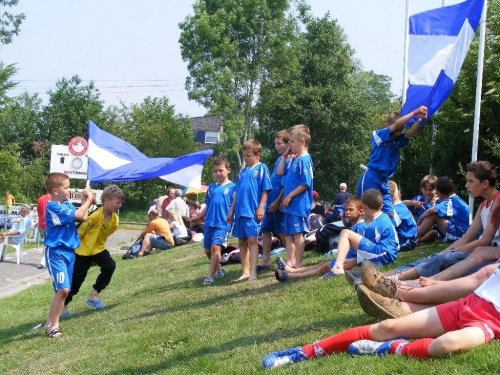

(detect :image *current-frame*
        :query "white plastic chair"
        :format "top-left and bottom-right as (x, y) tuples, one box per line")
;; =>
(0, 230), (29, 265)
(24, 223), (39, 246)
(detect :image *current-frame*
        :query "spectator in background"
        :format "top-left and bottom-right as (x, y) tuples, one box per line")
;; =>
(310, 191), (325, 217)
(326, 183), (352, 223)
(4, 189), (15, 214)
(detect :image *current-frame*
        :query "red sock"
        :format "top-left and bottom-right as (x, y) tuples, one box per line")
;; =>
(390, 338), (433, 359)
(301, 325), (372, 358)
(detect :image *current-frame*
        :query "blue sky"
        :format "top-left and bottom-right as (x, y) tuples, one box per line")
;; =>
(0, 0), (462, 117)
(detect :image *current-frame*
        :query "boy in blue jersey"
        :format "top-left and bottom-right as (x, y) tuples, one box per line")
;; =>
(278, 125), (313, 268)
(357, 106), (427, 216)
(258, 130), (288, 270)
(417, 176), (470, 243)
(275, 196), (366, 281)
(195, 157), (236, 285)
(328, 189), (399, 276)
(404, 175), (438, 221)
(227, 140), (272, 281)
(43, 173), (93, 338)
(389, 181), (417, 251)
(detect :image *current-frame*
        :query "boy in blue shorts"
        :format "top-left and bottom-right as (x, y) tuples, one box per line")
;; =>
(227, 140), (272, 281)
(274, 196), (366, 281)
(404, 174), (438, 221)
(417, 176), (470, 243)
(43, 173), (93, 338)
(357, 106), (427, 216)
(258, 130), (288, 270)
(195, 157), (236, 285)
(328, 189), (399, 276)
(389, 181), (417, 251)
(278, 125), (313, 268)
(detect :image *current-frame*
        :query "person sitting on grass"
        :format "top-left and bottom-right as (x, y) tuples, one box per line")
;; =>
(263, 263), (500, 368)
(403, 174), (438, 221)
(274, 196), (366, 282)
(168, 209), (190, 245)
(389, 181), (417, 251)
(416, 176), (470, 243)
(137, 208), (174, 257)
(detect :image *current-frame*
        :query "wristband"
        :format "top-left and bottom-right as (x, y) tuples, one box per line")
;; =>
(413, 110), (418, 116)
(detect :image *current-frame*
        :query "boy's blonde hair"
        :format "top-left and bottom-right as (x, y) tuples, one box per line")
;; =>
(275, 129), (289, 143)
(242, 139), (262, 155)
(345, 196), (362, 210)
(361, 189), (382, 210)
(45, 173), (69, 193)
(213, 156), (231, 170)
(101, 185), (125, 202)
(389, 181), (398, 200)
(169, 209), (186, 228)
(288, 124), (311, 148)
(420, 175), (438, 189)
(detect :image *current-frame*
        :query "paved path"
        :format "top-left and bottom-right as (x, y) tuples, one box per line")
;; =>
(0, 229), (141, 299)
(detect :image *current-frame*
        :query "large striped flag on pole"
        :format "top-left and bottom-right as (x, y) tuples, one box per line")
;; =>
(401, 0), (485, 125)
(87, 120), (213, 188)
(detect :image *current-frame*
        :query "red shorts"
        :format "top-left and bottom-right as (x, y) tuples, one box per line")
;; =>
(436, 293), (500, 343)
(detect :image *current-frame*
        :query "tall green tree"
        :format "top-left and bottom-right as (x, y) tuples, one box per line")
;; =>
(179, 0), (306, 169)
(0, 0), (25, 45)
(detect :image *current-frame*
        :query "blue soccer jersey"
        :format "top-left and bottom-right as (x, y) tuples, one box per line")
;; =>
(392, 201), (417, 242)
(44, 200), (80, 251)
(435, 194), (471, 236)
(204, 181), (236, 230)
(363, 212), (400, 262)
(366, 127), (409, 179)
(346, 220), (368, 259)
(234, 162), (272, 219)
(282, 154), (314, 218)
(268, 156), (284, 204)
(408, 195), (440, 221)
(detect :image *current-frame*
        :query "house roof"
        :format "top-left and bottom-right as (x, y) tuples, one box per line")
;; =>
(191, 116), (222, 132)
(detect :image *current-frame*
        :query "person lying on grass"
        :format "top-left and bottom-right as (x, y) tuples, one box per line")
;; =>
(263, 263), (500, 368)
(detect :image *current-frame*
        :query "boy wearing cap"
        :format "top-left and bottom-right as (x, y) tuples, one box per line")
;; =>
(327, 184), (353, 223)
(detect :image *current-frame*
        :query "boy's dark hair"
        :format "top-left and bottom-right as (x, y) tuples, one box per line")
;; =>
(213, 156), (231, 169)
(386, 112), (401, 125)
(361, 189), (382, 210)
(467, 160), (497, 186)
(45, 173), (69, 193)
(420, 175), (438, 189)
(275, 129), (289, 143)
(101, 185), (125, 202)
(436, 176), (455, 195)
(242, 139), (262, 155)
(345, 196), (362, 210)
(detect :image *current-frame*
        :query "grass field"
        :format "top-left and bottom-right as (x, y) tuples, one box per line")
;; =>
(1, 238), (499, 374)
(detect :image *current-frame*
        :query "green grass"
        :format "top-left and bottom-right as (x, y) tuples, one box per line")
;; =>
(1, 238), (499, 374)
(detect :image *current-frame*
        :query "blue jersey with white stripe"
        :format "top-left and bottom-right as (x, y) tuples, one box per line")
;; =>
(204, 181), (236, 229)
(366, 127), (409, 179)
(364, 212), (400, 262)
(392, 201), (417, 242)
(268, 156), (284, 204)
(282, 153), (314, 218)
(408, 194), (440, 221)
(435, 194), (471, 234)
(234, 162), (272, 219)
(44, 200), (80, 251)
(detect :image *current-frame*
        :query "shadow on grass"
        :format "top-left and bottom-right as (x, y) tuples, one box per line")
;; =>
(104, 314), (371, 375)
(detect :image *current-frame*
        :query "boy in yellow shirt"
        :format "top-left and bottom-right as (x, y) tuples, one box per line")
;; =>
(62, 185), (125, 315)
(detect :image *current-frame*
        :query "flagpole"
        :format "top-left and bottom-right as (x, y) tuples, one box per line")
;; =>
(469, 0), (488, 213)
(402, 0), (410, 105)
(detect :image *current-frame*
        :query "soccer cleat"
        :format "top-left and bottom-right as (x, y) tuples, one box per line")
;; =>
(360, 261), (397, 298)
(262, 346), (308, 368)
(348, 339), (408, 356)
(357, 285), (409, 320)
(216, 269), (226, 278)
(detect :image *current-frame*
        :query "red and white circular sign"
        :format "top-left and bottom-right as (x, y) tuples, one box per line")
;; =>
(68, 136), (88, 156)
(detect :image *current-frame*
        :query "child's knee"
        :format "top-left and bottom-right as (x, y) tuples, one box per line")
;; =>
(57, 288), (70, 298)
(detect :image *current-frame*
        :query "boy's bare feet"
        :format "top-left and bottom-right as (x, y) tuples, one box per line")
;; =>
(236, 273), (250, 281)
(248, 275), (257, 281)
(419, 276), (442, 287)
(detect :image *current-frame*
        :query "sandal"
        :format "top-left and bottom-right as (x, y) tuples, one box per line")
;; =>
(203, 277), (215, 285)
(275, 269), (288, 282)
(46, 327), (62, 338)
(321, 270), (338, 279)
(276, 257), (287, 271)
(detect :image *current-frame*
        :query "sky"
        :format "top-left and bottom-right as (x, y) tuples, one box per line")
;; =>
(0, 0), (463, 118)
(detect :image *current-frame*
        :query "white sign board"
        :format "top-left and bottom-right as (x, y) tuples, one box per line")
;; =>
(50, 145), (88, 179)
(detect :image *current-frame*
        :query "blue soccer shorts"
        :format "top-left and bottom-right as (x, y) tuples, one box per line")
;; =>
(232, 217), (260, 239)
(261, 210), (285, 235)
(46, 247), (75, 292)
(356, 237), (393, 266)
(284, 213), (309, 236)
(204, 226), (229, 250)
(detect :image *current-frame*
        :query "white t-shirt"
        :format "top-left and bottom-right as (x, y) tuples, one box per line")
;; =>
(480, 192), (500, 246)
(474, 264), (500, 313)
(171, 221), (188, 238)
(166, 197), (189, 218)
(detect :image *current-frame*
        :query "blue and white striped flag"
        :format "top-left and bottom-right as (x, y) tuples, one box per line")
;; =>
(87, 120), (213, 188)
(401, 0), (485, 125)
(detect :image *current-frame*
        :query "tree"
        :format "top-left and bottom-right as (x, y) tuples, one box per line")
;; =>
(179, 0), (306, 169)
(0, 0), (25, 45)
